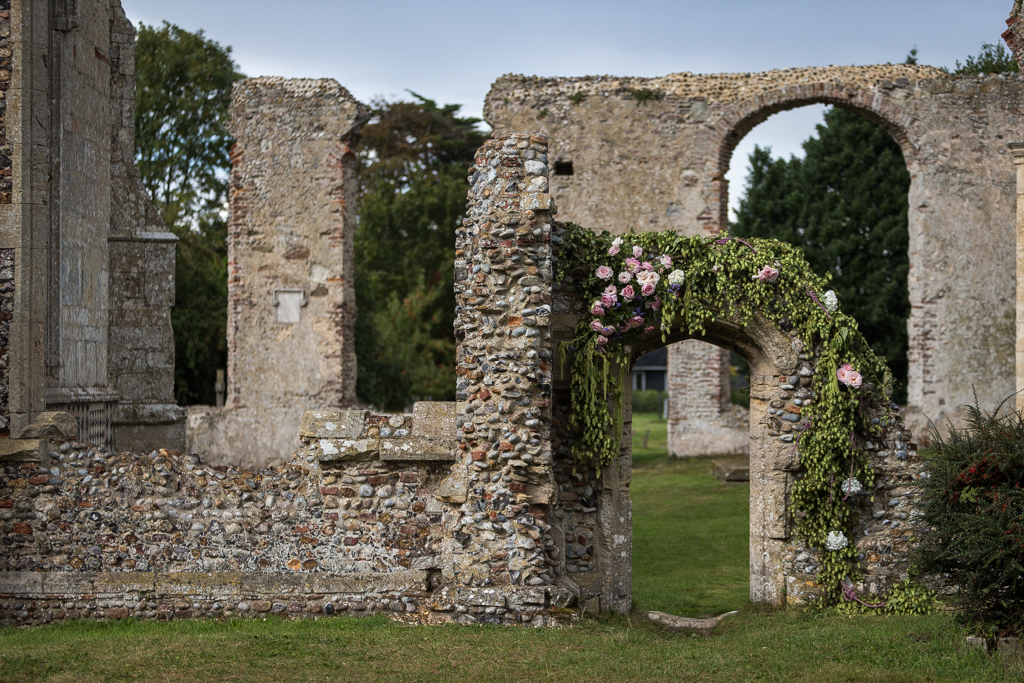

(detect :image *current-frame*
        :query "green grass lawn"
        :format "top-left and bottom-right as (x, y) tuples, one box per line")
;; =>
(2, 412), (1021, 681)
(1, 610), (1020, 682)
(630, 412), (749, 617)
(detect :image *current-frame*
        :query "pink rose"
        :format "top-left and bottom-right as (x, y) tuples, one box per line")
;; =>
(835, 362), (851, 385)
(596, 335), (608, 345)
(596, 265), (613, 280)
(640, 261), (654, 271)
(604, 284), (618, 296)
(612, 237), (623, 248)
(757, 265), (779, 283)
(602, 326), (615, 335)
(631, 315), (644, 326)
(608, 244), (620, 256)
(645, 325), (655, 333)
(624, 257), (640, 271)
(641, 283), (655, 296)
(633, 245), (643, 258)
(590, 319), (604, 333)
(621, 285), (636, 301)
(618, 271), (632, 283)
(660, 255), (672, 268)
(600, 293), (617, 308)
(591, 304), (605, 316)
(837, 363), (857, 387)
(848, 371), (863, 388)
(644, 298), (661, 310)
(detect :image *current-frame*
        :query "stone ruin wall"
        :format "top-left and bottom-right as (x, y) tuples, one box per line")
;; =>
(186, 78), (366, 470)
(0, 0), (182, 454)
(485, 63), (1024, 454)
(0, 133), (934, 624)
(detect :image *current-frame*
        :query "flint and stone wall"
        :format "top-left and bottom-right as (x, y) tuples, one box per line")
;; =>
(186, 78), (367, 469)
(1, 132), (929, 623)
(0, 0), (182, 453)
(486, 64), (1024, 452)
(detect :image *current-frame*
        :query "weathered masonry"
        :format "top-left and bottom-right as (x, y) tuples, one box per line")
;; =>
(0, 0), (182, 454)
(186, 78), (366, 469)
(485, 64), (1024, 454)
(2, 133), (923, 623)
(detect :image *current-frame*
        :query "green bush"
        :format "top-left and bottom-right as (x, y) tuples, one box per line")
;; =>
(632, 390), (666, 415)
(911, 402), (1024, 634)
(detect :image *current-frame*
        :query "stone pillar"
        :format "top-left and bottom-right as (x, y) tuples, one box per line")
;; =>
(666, 341), (747, 456)
(1011, 141), (1024, 413)
(185, 78), (367, 469)
(447, 133), (558, 588)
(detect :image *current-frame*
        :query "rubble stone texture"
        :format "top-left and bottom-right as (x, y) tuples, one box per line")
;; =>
(0, 131), (942, 623)
(0, 0), (182, 451)
(485, 63), (1024, 454)
(185, 78), (367, 469)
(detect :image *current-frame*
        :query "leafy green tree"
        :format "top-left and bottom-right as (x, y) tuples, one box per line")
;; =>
(732, 107), (910, 403)
(134, 22), (243, 404)
(955, 42), (1019, 74)
(354, 95), (486, 410)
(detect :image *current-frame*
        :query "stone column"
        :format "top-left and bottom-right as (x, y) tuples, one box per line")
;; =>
(1011, 141), (1024, 413)
(447, 133), (558, 588)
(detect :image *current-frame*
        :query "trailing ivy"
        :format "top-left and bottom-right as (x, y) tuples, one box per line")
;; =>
(555, 223), (898, 603)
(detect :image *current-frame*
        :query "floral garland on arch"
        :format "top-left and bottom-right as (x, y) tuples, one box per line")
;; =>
(554, 223), (898, 603)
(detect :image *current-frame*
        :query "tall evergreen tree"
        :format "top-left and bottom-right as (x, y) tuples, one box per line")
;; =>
(732, 107), (910, 402)
(134, 22), (243, 405)
(354, 95), (486, 410)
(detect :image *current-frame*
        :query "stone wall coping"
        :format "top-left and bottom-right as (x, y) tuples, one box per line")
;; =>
(314, 435), (458, 462)
(0, 569), (430, 597)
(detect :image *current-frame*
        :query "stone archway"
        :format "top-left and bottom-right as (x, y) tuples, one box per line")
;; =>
(485, 64), (1023, 450)
(452, 132), (919, 615)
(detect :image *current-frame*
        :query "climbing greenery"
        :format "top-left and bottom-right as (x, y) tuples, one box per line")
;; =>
(556, 224), (898, 603)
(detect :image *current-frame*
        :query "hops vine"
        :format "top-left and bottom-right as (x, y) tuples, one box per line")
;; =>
(555, 223), (897, 603)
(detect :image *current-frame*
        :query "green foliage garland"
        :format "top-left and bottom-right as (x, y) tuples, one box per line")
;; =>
(556, 224), (896, 602)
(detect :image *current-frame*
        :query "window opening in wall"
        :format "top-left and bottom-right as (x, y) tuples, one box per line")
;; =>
(553, 160), (574, 176)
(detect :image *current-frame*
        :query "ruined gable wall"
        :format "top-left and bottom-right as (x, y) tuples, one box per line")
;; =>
(486, 65), (1024, 441)
(186, 78), (365, 469)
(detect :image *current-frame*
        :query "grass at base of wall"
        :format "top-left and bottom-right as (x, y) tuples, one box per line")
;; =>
(2, 610), (1021, 682)
(631, 411), (749, 617)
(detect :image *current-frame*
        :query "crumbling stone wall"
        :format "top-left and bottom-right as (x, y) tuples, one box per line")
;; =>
(0, 1), (11, 205)
(0, 131), (931, 624)
(486, 64), (1024, 451)
(0, 248), (11, 432)
(186, 77), (367, 469)
(0, 0), (182, 452)
(1004, 1), (1024, 72)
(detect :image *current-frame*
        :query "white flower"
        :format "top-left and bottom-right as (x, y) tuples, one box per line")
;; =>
(667, 269), (686, 286)
(823, 290), (838, 312)
(825, 531), (849, 551)
(635, 270), (660, 287)
(841, 477), (862, 496)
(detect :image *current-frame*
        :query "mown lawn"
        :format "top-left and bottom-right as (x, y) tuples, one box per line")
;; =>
(630, 412), (749, 617)
(1, 413), (1020, 682)
(1, 610), (1020, 682)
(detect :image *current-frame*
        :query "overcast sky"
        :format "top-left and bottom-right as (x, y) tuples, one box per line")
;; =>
(122, 0), (1017, 217)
